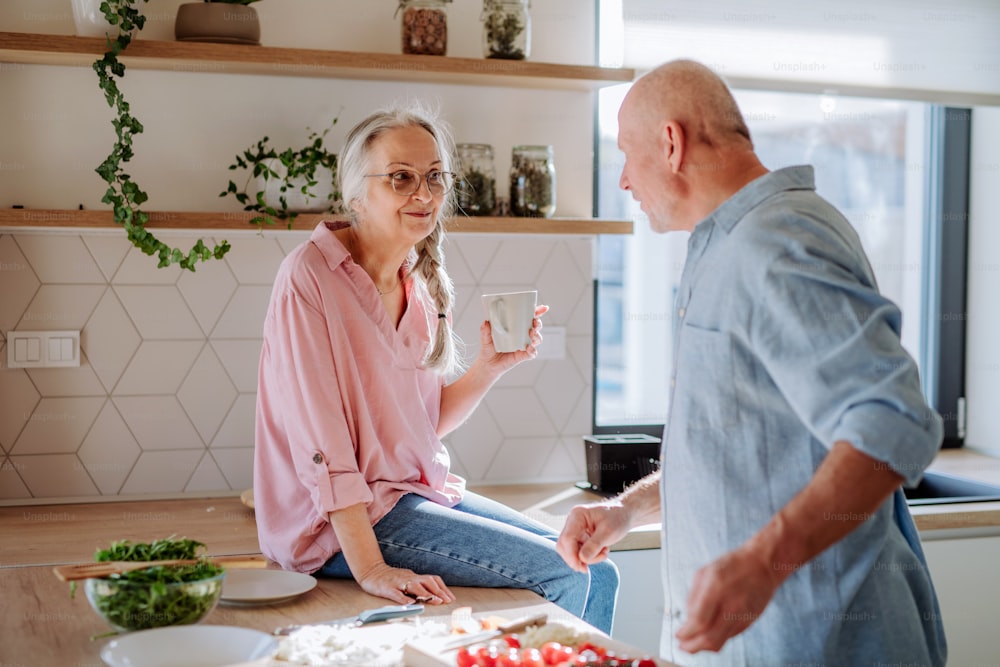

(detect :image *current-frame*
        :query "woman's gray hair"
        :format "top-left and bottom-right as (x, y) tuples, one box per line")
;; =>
(338, 103), (457, 223)
(337, 104), (463, 375)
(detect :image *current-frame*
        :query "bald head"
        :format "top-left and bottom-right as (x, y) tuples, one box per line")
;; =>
(623, 59), (752, 150)
(616, 59), (768, 233)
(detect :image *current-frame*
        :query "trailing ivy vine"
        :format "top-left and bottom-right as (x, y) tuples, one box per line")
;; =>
(95, 0), (230, 270)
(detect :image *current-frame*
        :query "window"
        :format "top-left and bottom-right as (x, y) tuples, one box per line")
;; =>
(593, 85), (949, 434)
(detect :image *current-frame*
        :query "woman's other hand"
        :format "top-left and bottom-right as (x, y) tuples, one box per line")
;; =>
(480, 304), (549, 373)
(356, 561), (456, 605)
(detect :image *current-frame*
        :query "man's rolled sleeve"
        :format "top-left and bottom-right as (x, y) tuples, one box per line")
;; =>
(753, 249), (944, 486)
(833, 401), (944, 487)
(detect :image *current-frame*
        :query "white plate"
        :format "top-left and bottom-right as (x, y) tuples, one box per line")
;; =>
(220, 568), (317, 605)
(101, 625), (277, 667)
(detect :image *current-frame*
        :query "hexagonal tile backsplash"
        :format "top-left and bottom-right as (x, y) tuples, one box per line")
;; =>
(0, 230), (593, 503)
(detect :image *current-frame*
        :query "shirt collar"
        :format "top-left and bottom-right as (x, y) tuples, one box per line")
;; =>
(699, 165), (816, 235)
(309, 220), (352, 272)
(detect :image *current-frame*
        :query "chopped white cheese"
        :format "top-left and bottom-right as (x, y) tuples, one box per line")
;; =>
(274, 620), (448, 666)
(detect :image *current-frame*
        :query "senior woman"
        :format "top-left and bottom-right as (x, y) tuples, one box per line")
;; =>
(254, 104), (618, 633)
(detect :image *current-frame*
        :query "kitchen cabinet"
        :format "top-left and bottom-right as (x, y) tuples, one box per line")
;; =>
(609, 548), (664, 654)
(610, 533), (1000, 661)
(920, 532), (1000, 665)
(0, 31), (634, 235)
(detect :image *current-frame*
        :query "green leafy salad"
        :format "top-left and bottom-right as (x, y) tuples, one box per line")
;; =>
(75, 537), (224, 633)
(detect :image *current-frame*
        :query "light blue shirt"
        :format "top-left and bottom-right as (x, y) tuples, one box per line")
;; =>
(659, 166), (947, 666)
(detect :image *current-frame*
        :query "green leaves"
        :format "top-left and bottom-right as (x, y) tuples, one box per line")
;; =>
(86, 537), (224, 632)
(220, 119), (340, 230)
(95, 0), (230, 271)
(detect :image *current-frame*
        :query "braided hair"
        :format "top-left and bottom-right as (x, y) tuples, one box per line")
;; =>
(338, 104), (463, 375)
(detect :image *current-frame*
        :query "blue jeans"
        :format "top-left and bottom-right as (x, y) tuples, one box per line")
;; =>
(317, 491), (619, 634)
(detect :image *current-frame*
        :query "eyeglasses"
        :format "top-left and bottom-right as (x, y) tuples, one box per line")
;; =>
(364, 169), (457, 197)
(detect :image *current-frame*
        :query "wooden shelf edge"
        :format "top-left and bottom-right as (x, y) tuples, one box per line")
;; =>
(0, 31), (634, 90)
(0, 210), (633, 235)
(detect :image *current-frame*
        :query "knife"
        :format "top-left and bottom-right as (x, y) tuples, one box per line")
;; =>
(274, 603), (424, 636)
(441, 612), (548, 651)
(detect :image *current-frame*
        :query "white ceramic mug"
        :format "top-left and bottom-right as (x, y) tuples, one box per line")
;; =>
(481, 290), (538, 353)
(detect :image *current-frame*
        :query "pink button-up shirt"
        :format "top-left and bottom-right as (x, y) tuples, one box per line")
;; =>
(254, 221), (465, 573)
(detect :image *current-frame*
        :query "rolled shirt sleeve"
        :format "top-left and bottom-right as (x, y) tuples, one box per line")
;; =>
(266, 288), (374, 515)
(751, 243), (943, 486)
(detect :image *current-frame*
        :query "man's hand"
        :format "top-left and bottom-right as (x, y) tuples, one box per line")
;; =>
(556, 501), (629, 572)
(557, 471), (662, 572)
(675, 545), (783, 653)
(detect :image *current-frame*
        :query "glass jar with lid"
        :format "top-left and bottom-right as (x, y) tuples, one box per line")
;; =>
(456, 143), (497, 216)
(481, 0), (531, 60)
(399, 0), (450, 56)
(509, 145), (555, 218)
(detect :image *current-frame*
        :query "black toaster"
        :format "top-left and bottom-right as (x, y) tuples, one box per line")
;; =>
(582, 433), (662, 494)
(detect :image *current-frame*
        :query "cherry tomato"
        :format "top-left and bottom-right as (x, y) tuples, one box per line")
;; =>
(476, 645), (500, 667)
(456, 647), (477, 667)
(631, 659), (658, 667)
(540, 642), (564, 665)
(577, 642), (605, 658)
(601, 650), (621, 666)
(497, 648), (521, 667)
(520, 648), (545, 667)
(551, 645), (577, 666)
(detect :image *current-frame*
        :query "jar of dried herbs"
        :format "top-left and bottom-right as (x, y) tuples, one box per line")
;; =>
(399, 0), (450, 56)
(481, 0), (531, 60)
(510, 145), (555, 218)
(456, 143), (497, 216)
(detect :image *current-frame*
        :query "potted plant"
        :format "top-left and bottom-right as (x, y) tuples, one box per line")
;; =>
(175, 0), (263, 45)
(71, 0), (145, 38)
(221, 121), (340, 230)
(93, 0), (230, 270)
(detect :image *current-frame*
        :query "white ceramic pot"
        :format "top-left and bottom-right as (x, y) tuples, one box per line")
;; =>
(71, 0), (143, 38)
(258, 164), (337, 214)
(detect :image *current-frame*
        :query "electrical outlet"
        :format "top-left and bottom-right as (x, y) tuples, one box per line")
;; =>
(536, 326), (566, 360)
(6, 331), (80, 368)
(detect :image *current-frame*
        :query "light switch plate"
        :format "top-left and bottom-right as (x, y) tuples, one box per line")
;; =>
(6, 330), (81, 368)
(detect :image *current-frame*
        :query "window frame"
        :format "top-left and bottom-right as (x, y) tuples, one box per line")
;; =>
(923, 106), (972, 448)
(590, 95), (972, 448)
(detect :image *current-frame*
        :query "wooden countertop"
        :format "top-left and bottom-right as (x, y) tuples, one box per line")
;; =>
(908, 448), (1000, 533)
(0, 496), (675, 666)
(2, 566), (554, 667)
(3, 448), (997, 665)
(474, 448), (1000, 548)
(2, 447), (996, 567)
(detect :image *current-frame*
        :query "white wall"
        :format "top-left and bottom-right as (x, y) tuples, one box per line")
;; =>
(0, 0), (596, 216)
(0, 0), (602, 502)
(617, 0), (1000, 104)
